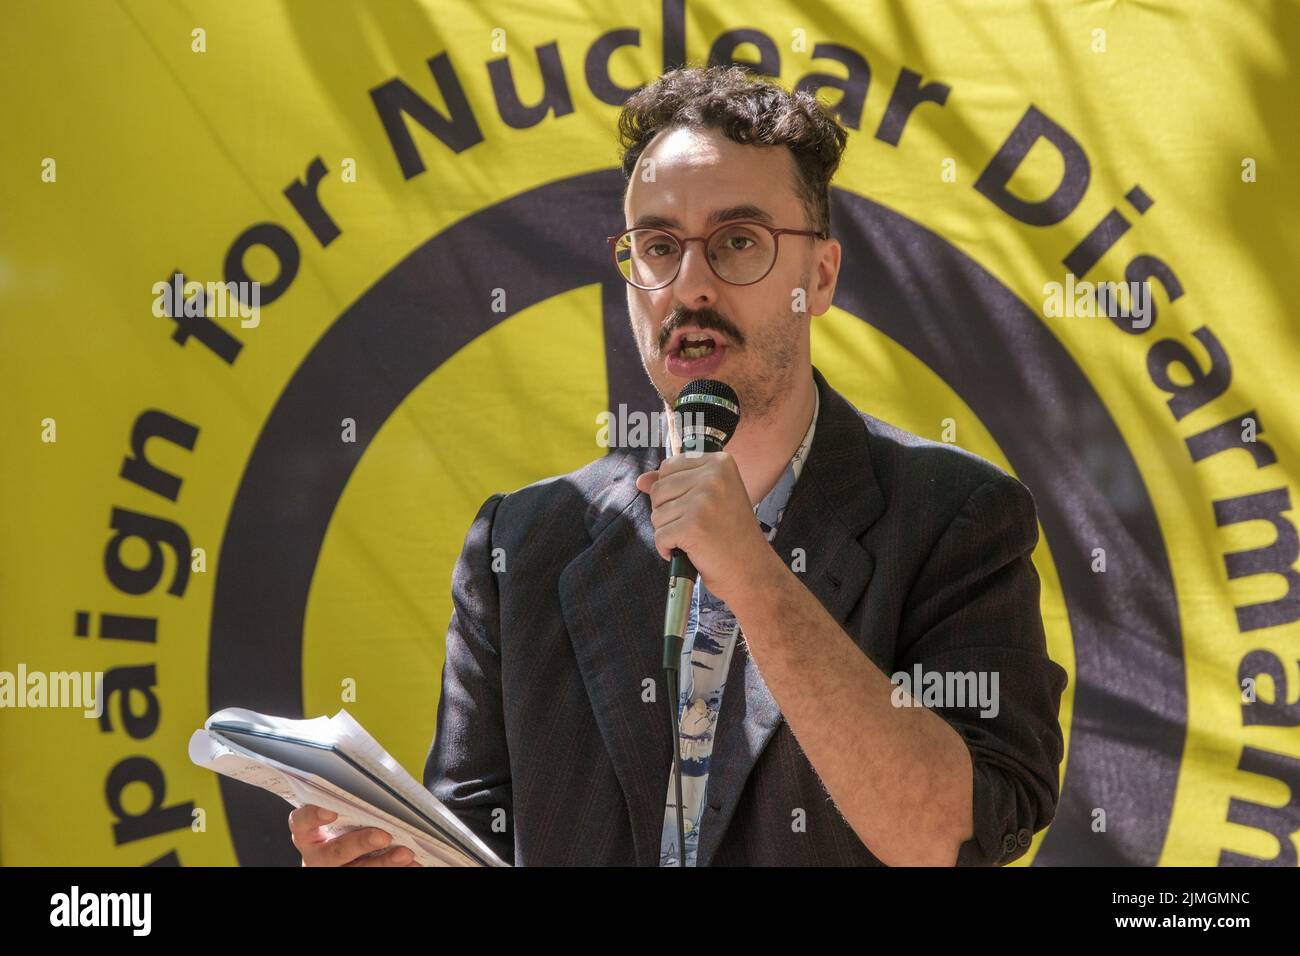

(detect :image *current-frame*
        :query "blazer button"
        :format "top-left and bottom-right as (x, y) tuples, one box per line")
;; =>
(1016, 828), (1032, 848)
(1001, 833), (1018, 856)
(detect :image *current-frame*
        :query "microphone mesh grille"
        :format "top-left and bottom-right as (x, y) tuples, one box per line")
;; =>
(673, 378), (740, 446)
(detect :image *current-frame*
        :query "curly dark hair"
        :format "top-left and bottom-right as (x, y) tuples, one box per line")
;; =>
(617, 65), (848, 236)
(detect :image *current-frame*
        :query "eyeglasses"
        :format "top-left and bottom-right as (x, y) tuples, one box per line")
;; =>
(607, 220), (828, 291)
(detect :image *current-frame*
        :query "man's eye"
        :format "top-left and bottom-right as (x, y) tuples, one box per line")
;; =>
(646, 243), (674, 256)
(727, 237), (755, 251)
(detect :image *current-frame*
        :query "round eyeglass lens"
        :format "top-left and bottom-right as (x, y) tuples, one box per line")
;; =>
(706, 223), (776, 284)
(614, 229), (681, 289)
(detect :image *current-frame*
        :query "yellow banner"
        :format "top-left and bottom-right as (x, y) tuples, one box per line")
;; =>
(1, 0), (1297, 866)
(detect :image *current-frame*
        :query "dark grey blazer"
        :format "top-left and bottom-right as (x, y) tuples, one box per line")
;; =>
(425, 365), (1067, 866)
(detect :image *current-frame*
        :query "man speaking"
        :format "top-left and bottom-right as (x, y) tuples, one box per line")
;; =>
(292, 64), (1067, 867)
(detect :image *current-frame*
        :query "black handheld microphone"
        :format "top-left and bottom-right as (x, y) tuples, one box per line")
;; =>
(661, 379), (742, 646)
(659, 378), (739, 866)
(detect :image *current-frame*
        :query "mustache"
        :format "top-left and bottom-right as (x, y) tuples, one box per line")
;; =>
(657, 307), (746, 353)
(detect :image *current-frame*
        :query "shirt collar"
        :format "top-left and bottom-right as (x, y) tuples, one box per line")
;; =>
(753, 383), (819, 530)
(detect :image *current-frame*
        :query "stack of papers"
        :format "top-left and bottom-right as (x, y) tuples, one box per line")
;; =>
(189, 707), (509, 867)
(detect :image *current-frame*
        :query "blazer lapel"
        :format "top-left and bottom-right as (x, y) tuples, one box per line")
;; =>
(559, 443), (676, 866)
(695, 367), (886, 866)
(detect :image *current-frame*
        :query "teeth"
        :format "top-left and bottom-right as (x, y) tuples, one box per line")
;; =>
(680, 343), (715, 359)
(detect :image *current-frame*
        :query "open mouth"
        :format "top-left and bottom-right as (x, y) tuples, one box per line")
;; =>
(671, 332), (720, 359)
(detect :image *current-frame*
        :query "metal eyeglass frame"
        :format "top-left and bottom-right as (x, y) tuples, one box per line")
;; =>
(606, 220), (829, 290)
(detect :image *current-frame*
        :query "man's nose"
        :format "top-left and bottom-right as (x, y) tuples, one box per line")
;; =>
(671, 240), (719, 307)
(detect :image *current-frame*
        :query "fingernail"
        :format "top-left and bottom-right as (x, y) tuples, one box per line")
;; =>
(320, 810), (337, 821)
(370, 831), (389, 848)
(392, 848), (412, 863)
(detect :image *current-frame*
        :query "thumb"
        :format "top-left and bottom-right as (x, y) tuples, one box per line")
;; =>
(635, 471), (657, 493)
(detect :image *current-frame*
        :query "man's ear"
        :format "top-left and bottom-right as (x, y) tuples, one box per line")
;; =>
(810, 238), (842, 316)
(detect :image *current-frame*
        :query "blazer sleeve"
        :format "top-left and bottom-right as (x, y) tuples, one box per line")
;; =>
(895, 473), (1068, 866)
(423, 491), (515, 864)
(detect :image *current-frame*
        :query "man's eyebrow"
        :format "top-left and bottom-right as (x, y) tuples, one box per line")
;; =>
(632, 204), (776, 230)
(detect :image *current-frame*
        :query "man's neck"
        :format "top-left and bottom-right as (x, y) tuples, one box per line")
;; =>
(666, 370), (818, 507)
